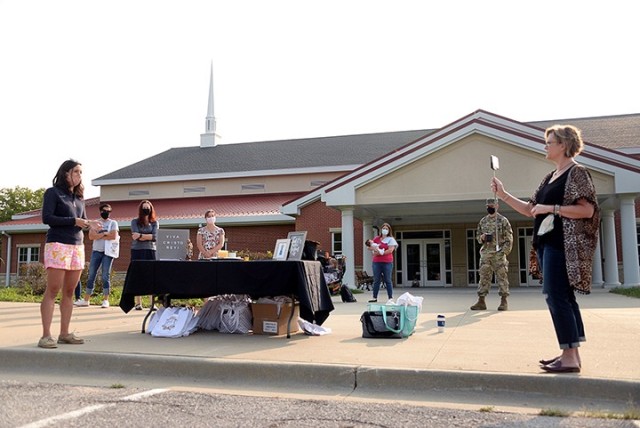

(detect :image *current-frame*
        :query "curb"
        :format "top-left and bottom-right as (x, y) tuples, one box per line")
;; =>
(2, 348), (638, 405)
(354, 366), (640, 403)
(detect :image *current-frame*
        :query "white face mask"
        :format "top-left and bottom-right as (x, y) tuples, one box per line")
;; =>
(206, 217), (216, 224)
(381, 228), (389, 236)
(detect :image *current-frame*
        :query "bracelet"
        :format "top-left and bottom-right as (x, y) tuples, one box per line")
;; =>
(554, 204), (560, 216)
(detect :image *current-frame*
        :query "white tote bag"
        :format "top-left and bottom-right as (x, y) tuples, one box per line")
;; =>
(104, 235), (120, 259)
(151, 307), (194, 338)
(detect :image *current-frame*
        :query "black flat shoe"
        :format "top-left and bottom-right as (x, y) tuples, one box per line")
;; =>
(539, 357), (560, 366)
(539, 357), (581, 368)
(541, 360), (581, 373)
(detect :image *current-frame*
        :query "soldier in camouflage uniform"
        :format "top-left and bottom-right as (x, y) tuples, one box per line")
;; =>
(470, 198), (513, 311)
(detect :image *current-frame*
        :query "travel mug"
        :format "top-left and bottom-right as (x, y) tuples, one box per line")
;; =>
(437, 314), (445, 333)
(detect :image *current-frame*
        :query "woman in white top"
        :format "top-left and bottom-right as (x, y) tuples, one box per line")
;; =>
(197, 209), (225, 259)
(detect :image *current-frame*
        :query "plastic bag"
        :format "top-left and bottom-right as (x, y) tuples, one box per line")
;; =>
(395, 292), (424, 311)
(297, 318), (332, 336)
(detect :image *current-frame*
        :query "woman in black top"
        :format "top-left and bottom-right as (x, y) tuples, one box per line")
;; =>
(492, 125), (599, 373)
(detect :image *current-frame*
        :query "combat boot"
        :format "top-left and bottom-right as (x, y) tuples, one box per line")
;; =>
(470, 296), (486, 310)
(498, 295), (508, 311)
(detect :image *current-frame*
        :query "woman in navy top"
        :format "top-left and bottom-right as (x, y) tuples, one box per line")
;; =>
(39, 159), (99, 348)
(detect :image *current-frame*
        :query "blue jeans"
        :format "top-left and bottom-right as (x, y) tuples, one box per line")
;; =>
(86, 251), (114, 296)
(372, 262), (394, 299)
(537, 244), (585, 349)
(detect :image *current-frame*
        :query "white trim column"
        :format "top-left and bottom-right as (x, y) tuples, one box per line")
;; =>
(620, 195), (640, 287)
(341, 208), (355, 289)
(602, 208), (621, 288)
(362, 219), (374, 275)
(2, 232), (11, 286)
(591, 237), (604, 288)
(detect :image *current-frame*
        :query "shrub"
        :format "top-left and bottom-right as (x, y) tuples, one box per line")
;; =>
(17, 262), (47, 295)
(14, 261), (116, 297)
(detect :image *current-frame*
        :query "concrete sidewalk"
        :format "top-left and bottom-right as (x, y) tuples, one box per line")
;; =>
(1, 287), (639, 413)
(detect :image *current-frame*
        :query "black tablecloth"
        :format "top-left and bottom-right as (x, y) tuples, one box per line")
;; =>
(119, 260), (334, 325)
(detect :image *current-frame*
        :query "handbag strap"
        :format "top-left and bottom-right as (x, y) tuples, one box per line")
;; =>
(382, 310), (403, 334)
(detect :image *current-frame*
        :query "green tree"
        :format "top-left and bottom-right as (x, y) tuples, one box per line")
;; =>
(0, 186), (45, 223)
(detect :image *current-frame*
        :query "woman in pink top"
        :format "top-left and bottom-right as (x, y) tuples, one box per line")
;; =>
(367, 222), (398, 303)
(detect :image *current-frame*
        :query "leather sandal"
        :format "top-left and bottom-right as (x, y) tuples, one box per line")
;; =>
(539, 356), (560, 366)
(541, 360), (580, 373)
(539, 356), (581, 368)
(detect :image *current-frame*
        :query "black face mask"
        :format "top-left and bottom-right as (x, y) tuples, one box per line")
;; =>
(142, 208), (151, 216)
(487, 207), (496, 215)
(100, 211), (110, 219)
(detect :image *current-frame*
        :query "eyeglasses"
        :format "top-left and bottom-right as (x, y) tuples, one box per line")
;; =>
(544, 140), (562, 147)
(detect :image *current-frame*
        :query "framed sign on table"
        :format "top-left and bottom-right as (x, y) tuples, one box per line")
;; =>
(273, 239), (291, 260)
(156, 229), (191, 260)
(287, 231), (307, 260)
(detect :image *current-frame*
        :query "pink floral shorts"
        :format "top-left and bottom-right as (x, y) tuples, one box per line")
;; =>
(44, 242), (85, 271)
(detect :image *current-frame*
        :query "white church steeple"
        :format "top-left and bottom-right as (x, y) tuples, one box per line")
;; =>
(200, 62), (221, 147)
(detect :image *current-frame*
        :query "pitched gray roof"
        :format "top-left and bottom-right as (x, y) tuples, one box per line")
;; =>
(95, 129), (433, 181)
(95, 113), (640, 182)
(528, 113), (640, 150)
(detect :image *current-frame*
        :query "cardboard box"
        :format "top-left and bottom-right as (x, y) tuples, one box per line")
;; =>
(251, 302), (299, 335)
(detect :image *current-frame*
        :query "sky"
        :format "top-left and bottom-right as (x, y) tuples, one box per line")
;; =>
(1, 0), (638, 198)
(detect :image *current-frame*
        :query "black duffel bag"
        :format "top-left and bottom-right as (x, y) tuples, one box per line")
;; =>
(360, 310), (402, 338)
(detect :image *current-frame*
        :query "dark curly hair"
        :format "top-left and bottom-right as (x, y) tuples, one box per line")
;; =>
(52, 159), (84, 198)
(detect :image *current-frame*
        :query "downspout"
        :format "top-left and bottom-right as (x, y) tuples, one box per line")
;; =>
(1, 231), (10, 287)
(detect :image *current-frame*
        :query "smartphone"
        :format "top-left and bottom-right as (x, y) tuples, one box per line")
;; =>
(490, 155), (500, 170)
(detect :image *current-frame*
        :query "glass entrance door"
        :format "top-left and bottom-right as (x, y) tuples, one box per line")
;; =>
(516, 227), (542, 287)
(404, 240), (445, 287)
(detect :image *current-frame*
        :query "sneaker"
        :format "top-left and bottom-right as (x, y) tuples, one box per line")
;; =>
(101, 300), (110, 308)
(38, 336), (57, 349)
(387, 299), (395, 305)
(368, 298), (377, 303)
(57, 332), (84, 345)
(134, 304), (143, 311)
(74, 299), (89, 307)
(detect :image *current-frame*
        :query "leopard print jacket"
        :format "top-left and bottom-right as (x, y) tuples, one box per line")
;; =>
(531, 164), (600, 294)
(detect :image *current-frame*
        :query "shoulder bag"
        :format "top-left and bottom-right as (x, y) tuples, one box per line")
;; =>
(360, 309), (402, 338)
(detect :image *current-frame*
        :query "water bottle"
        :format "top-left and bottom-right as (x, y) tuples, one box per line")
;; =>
(437, 314), (445, 333)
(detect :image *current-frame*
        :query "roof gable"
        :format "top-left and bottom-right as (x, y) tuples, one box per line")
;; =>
(283, 110), (639, 214)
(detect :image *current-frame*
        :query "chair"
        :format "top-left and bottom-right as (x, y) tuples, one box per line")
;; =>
(356, 271), (372, 291)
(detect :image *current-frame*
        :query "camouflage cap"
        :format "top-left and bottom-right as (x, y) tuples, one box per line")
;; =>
(486, 198), (498, 206)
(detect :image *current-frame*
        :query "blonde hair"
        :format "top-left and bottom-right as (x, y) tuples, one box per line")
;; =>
(545, 125), (584, 158)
